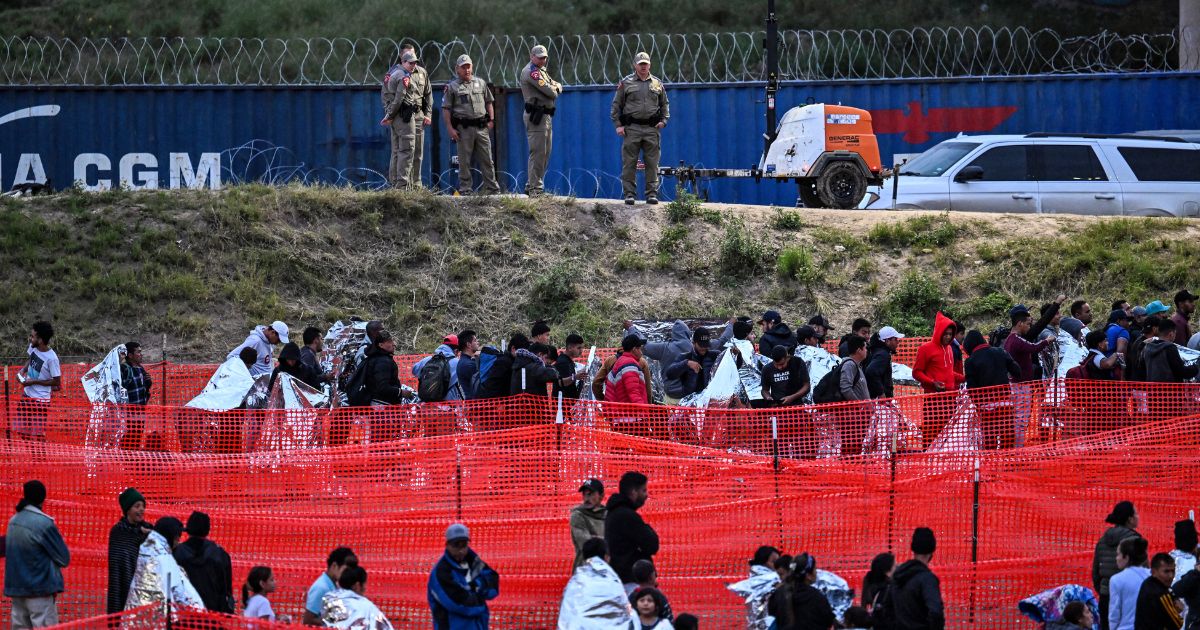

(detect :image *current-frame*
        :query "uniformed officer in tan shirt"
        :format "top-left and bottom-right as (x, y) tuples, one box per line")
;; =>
(401, 43), (433, 188)
(442, 54), (500, 195)
(380, 50), (426, 189)
(519, 44), (562, 196)
(611, 51), (669, 204)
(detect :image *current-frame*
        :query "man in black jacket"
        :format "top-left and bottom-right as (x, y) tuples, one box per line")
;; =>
(758, 310), (798, 358)
(963, 330), (1021, 450)
(889, 527), (944, 630)
(864, 326), (904, 399)
(604, 471), (660, 593)
(510, 342), (560, 396)
(478, 334), (523, 399)
(1137, 553), (1183, 630)
(173, 511), (234, 613)
(663, 329), (720, 400)
(363, 331), (404, 405)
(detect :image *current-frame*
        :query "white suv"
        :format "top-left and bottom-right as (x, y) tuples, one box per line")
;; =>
(862, 133), (1200, 217)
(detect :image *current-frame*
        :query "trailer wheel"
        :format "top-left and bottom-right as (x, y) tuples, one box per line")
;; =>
(816, 161), (867, 209)
(797, 181), (823, 208)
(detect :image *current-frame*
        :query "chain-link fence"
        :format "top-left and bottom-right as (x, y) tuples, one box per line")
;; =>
(0, 27), (1183, 87)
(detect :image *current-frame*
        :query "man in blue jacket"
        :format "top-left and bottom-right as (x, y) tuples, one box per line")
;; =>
(4, 480), (70, 629)
(429, 523), (499, 630)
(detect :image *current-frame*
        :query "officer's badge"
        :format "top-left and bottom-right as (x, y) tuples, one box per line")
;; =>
(538, 79), (546, 87)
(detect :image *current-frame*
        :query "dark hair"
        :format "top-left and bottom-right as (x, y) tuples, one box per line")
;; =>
(619, 471), (649, 495)
(1119, 537), (1149, 567)
(771, 345), (789, 362)
(458, 330), (477, 350)
(509, 333), (529, 351)
(844, 606), (874, 628)
(1144, 315), (1163, 333)
(242, 566), (272, 607)
(1152, 552), (1176, 570)
(1112, 300), (1128, 311)
(674, 613), (699, 630)
(125, 341), (141, 354)
(1062, 601), (1087, 625)
(239, 346), (258, 367)
(337, 566), (367, 589)
(751, 545), (781, 567)
(326, 546), (357, 568)
(1070, 300), (1088, 317)
(531, 320), (551, 338)
(32, 320), (53, 344)
(732, 320), (753, 340)
(303, 326), (321, 346)
(775, 555), (792, 573)
(16, 480), (46, 513)
(366, 320), (384, 339)
(1158, 319), (1178, 335)
(565, 333), (584, 346)
(865, 552), (895, 585)
(789, 552), (816, 577)
(629, 587), (665, 614)
(529, 343), (554, 358)
(1085, 330), (1107, 350)
(632, 559), (656, 583)
(852, 318), (872, 331)
(845, 335), (867, 354)
(581, 537), (607, 560)
(1010, 311), (1032, 325)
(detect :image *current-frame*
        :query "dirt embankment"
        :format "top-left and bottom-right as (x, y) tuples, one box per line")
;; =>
(2, 186), (1197, 362)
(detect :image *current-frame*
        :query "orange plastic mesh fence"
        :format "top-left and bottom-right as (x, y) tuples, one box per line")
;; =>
(0, 408), (1197, 628)
(4, 380), (1197, 457)
(1, 337), (926, 407)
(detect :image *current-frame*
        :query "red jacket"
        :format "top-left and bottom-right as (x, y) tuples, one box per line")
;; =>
(605, 353), (648, 405)
(912, 312), (965, 394)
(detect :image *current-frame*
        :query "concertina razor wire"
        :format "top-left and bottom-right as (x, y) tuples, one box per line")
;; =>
(0, 27), (1184, 87)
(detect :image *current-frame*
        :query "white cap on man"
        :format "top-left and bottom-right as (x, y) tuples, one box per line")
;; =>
(270, 321), (290, 344)
(878, 326), (905, 341)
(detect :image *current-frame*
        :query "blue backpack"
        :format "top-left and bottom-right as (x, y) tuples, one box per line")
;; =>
(472, 346), (503, 396)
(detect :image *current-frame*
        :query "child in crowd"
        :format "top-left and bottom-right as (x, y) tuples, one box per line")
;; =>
(243, 566), (290, 623)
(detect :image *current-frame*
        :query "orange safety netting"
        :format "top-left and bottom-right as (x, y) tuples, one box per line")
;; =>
(0, 406), (1196, 628)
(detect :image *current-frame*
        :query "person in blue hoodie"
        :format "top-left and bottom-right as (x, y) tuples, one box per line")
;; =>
(429, 523), (499, 630)
(4, 480), (70, 629)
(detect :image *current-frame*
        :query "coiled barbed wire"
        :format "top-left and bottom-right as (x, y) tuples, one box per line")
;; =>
(0, 27), (1182, 87)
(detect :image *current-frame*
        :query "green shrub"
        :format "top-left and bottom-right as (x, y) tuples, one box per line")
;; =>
(874, 271), (944, 335)
(769, 209), (807, 230)
(666, 188), (703, 223)
(614, 249), (648, 272)
(868, 213), (958, 249)
(718, 216), (767, 278)
(527, 263), (578, 317)
(776, 246), (819, 286)
(655, 225), (689, 255)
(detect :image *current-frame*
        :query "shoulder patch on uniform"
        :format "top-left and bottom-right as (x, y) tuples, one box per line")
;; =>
(530, 70), (540, 80)
(402, 76), (410, 88)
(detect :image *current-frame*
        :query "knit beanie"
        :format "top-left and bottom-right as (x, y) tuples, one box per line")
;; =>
(911, 527), (937, 555)
(119, 487), (146, 515)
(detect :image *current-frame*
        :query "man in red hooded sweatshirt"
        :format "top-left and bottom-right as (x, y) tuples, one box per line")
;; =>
(911, 312), (965, 449)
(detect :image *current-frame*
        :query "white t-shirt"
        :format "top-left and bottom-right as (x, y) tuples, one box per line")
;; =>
(22, 345), (61, 400)
(243, 594), (275, 621)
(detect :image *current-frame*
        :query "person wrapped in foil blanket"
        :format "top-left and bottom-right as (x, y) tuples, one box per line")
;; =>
(557, 556), (635, 629)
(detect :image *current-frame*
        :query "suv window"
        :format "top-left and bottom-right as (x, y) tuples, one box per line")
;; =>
(964, 145), (1031, 181)
(1117, 147), (1200, 182)
(1035, 145), (1108, 181)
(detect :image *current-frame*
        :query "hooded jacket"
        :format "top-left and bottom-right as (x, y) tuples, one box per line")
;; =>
(604, 493), (659, 583)
(768, 578), (836, 630)
(1094, 525), (1140, 595)
(509, 348), (559, 397)
(226, 326), (276, 377)
(414, 344), (464, 400)
(759, 322), (798, 359)
(363, 344), (404, 404)
(642, 321), (693, 365)
(1143, 339), (1199, 383)
(592, 353), (652, 402)
(570, 503), (608, 568)
(863, 335), (895, 399)
(663, 346), (720, 398)
(4, 505), (70, 598)
(173, 537), (234, 613)
(125, 530), (205, 610)
(428, 548), (500, 630)
(964, 330), (1021, 393)
(477, 352), (515, 400)
(1172, 568), (1200, 629)
(912, 313), (964, 394)
(269, 343), (324, 392)
(604, 353), (649, 405)
(891, 559), (944, 630)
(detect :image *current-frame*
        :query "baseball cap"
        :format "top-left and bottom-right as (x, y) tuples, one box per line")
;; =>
(1145, 300), (1171, 315)
(1008, 304), (1030, 318)
(692, 328), (711, 344)
(579, 479), (604, 494)
(807, 315), (833, 330)
(442, 334), (459, 347)
(621, 334), (646, 352)
(270, 321), (290, 344)
(455, 54), (472, 67)
(445, 523), (470, 543)
(1108, 309), (1130, 323)
(759, 310), (782, 324)
(1176, 290), (1199, 304)
(531, 44), (548, 58)
(401, 50), (418, 63)
(1131, 306), (1147, 317)
(634, 51), (651, 65)
(878, 326), (905, 341)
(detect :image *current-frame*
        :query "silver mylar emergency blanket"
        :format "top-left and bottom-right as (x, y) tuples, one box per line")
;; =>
(679, 339), (762, 408)
(319, 588), (394, 630)
(727, 565), (779, 630)
(125, 530), (205, 610)
(81, 345), (129, 449)
(628, 318), (730, 403)
(185, 357), (256, 411)
(557, 557), (635, 630)
(814, 569), (854, 623)
(796, 344), (918, 395)
(245, 372), (331, 451)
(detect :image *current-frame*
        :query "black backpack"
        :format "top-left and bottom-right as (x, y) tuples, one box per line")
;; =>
(417, 353), (452, 402)
(870, 580), (898, 630)
(812, 359), (858, 404)
(344, 357), (373, 407)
